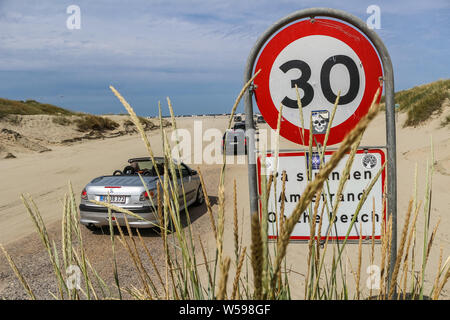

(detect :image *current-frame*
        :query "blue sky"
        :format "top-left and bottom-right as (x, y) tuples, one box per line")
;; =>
(0, 0), (448, 116)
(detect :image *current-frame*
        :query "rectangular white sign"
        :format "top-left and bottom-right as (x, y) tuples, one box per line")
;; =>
(257, 149), (386, 241)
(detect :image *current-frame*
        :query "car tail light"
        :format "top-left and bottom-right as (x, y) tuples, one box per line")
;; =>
(81, 188), (88, 200)
(140, 190), (155, 201)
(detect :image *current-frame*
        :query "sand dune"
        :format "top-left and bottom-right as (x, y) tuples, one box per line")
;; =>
(0, 114), (168, 159)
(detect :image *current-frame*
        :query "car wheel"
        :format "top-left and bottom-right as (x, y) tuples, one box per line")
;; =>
(195, 186), (204, 205)
(113, 170), (123, 176)
(123, 166), (135, 175)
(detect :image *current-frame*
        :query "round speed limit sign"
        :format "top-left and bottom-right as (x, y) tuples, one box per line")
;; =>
(253, 18), (383, 145)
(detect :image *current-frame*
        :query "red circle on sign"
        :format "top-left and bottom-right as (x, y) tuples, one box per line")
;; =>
(253, 18), (383, 146)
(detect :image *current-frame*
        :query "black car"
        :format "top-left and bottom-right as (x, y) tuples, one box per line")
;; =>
(232, 121), (256, 131)
(222, 129), (247, 155)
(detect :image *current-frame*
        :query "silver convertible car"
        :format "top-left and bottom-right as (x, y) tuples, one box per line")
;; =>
(79, 157), (204, 230)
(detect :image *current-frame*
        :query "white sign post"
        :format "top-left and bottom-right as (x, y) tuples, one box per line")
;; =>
(258, 149), (385, 241)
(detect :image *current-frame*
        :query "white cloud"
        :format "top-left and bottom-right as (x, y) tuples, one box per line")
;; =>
(0, 0), (268, 75)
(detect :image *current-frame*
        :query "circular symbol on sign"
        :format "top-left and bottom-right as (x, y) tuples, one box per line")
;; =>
(268, 212), (277, 223)
(253, 18), (383, 146)
(362, 153), (377, 169)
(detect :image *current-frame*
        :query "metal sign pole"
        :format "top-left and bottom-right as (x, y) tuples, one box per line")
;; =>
(244, 7), (397, 296)
(244, 86), (258, 216)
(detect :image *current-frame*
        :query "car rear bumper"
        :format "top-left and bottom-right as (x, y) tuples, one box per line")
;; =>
(79, 204), (159, 228)
(223, 144), (247, 155)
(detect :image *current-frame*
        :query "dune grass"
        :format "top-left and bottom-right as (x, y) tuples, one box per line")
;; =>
(74, 115), (120, 132)
(0, 98), (76, 118)
(123, 117), (157, 131)
(380, 79), (450, 127)
(52, 116), (73, 126)
(1, 81), (449, 300)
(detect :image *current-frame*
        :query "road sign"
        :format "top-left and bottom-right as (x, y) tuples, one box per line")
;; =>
(253, 18), (383, 146)
(257, 149), (386, 240)
(245, 7), (396, 293)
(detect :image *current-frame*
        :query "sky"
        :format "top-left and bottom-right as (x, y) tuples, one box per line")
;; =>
(0, 0), (449, 116)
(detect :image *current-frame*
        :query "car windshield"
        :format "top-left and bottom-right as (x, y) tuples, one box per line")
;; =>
(134, 160), (154, 170)
(233, 123), (246, 130)
(128, 158), (165, 174)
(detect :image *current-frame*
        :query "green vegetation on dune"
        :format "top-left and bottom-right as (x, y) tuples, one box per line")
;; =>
(124, 117), (157, 130)
(381, 79), (450, 127)
(75, 115), (119, 132)
(0, 98), (76, 118)
(0, 98), (122, 133)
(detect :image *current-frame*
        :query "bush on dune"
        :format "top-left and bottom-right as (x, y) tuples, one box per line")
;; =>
(75, 115), (119, 132)
(380, 79), (450, 127)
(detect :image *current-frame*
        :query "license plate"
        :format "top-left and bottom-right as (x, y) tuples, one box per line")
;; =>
(99, 195), (126, 204)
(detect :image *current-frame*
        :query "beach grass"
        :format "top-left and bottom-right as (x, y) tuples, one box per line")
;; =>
(380, 79), (450, 127)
